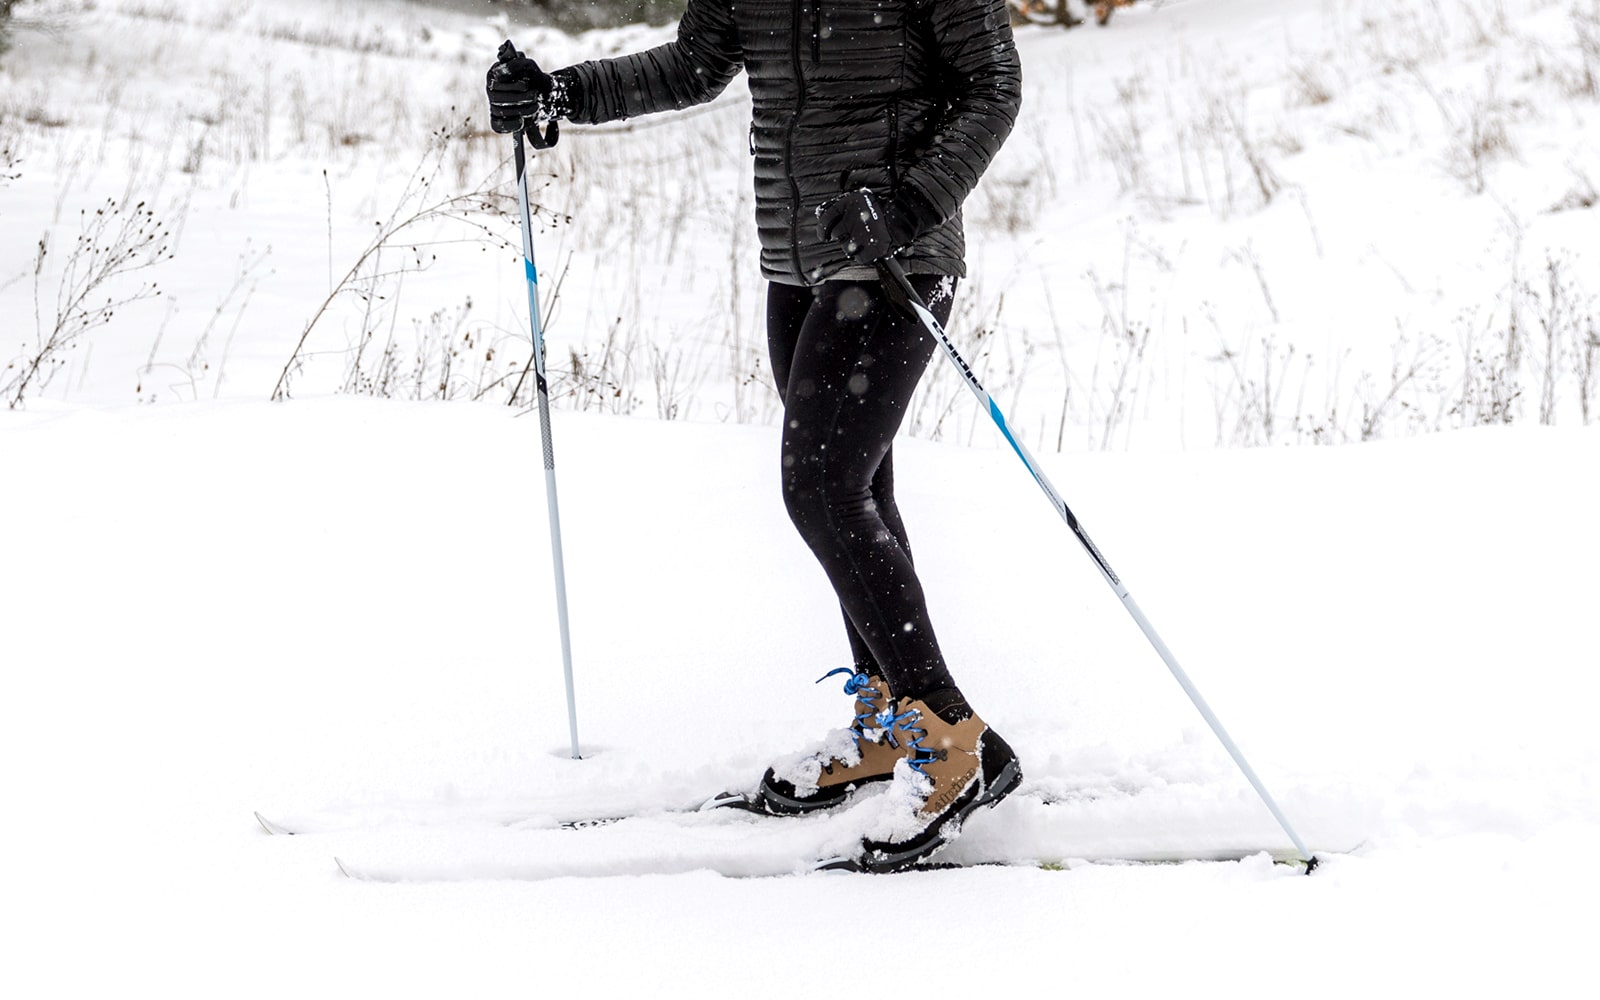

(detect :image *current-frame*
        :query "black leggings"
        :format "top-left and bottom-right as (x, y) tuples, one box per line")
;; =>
(766, 275), (958, 702)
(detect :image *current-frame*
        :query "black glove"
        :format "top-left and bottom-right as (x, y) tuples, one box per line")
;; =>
(816, 189), (914, 263)
(486, 42), (567, 135)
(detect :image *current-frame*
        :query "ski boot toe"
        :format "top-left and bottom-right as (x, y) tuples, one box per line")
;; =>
(852, 689), (1022, 873)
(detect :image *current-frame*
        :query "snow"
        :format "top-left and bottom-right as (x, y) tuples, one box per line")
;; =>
(767, 723), (863, 796)
(3, 0), (1600, 996)
(5, 401), (1596, 995)
(864, 757), (940, 844)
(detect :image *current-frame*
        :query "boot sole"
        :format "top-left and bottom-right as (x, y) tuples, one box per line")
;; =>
(757, 770), (894, 816)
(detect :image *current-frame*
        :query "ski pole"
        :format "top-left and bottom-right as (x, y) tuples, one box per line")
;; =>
(504, 86), (582, 761)
(875, 257), (1317, 870)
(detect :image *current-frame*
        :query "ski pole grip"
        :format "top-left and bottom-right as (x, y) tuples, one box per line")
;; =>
(496, 39), (560, 150)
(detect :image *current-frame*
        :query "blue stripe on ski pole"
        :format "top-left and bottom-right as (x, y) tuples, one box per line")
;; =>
(989, 398), (1042, 488)
(525, 259), (537, 284)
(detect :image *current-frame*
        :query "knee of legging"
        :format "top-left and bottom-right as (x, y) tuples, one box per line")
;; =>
(783, 466), (876, 537)
(780, 463), (826, 533)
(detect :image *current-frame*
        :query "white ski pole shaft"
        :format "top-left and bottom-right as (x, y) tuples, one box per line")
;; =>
(877, 258), (1315, 867)
(513, 126), (581, 761)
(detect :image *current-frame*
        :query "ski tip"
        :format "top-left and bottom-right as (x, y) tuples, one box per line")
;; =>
(699, 790), (765, 814)
(814, 856), (863, 873)
(558, 816), (626, 831)
(254, 811), (293, 836)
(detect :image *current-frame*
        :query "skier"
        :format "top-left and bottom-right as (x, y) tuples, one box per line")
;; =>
(486, 0), (1023, 871)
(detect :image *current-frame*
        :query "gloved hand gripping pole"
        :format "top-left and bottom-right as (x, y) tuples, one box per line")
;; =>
(875, 257), (1317, 871)
(507, 98), (581, 760)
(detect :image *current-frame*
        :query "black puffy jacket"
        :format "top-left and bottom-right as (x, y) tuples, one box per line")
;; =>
(559, 0), (1022, 286)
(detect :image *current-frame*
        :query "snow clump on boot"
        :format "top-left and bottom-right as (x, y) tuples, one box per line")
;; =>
(768, 727), (863, 797)
(862, 757), (937, 843)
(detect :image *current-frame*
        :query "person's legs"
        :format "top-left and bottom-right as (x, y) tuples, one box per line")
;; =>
(756, 275), (957, 815)
(759, 276), (1021, 850)
(766, 282), (919, 674)
(766, 276), (957, 701)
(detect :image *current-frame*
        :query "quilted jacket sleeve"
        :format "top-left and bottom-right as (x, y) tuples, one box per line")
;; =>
(898, 0), (1023, 232)
(560, 0), (743, 124)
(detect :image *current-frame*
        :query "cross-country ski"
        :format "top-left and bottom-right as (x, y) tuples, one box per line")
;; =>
(332, 848), (1319, 883)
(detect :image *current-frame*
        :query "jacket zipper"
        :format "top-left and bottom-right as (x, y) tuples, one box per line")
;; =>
(785, 0), (808, 281)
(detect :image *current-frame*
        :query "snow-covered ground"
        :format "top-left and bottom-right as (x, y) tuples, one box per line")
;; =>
(4, 401), (1597, 995)
(3, 0), (1599, 996)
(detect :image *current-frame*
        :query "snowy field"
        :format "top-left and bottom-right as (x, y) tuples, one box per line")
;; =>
(3, 0), (1599, 996)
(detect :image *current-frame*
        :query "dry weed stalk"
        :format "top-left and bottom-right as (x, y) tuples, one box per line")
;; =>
(5, 199), (174, 408)
(271, 118), (516, 400)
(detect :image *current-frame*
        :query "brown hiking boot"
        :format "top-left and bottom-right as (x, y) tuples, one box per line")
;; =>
(758, 668), (907, 815)
(852, 688), (1021, 871)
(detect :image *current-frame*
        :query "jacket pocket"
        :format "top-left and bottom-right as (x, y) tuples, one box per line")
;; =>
(838, 165), (894, 198)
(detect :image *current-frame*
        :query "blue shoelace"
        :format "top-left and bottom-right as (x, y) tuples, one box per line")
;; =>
(879, 707), (942, 774)
(815, 669), (942, 773)
(816, 667), (885, 742)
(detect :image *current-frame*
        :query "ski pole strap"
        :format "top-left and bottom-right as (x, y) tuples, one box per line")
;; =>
(876, 257), (919, 316)
(524, 120), (559, 150)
